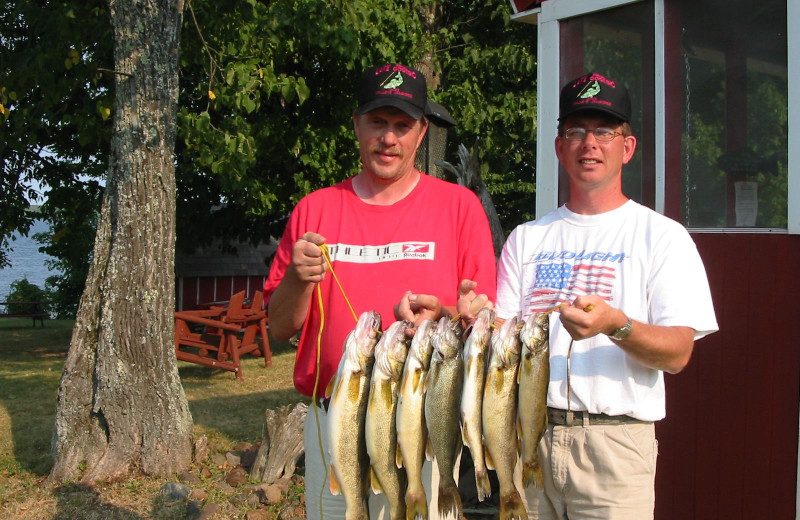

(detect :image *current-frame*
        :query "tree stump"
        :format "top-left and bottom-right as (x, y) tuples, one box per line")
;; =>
(251, 402), (308, 484)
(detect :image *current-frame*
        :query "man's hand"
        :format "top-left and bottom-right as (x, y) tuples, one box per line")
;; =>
(288, 232), (328, 284)
(394, 290), (443, 336)
(558, 295), (627, 340)
(456, 279), (494, 325)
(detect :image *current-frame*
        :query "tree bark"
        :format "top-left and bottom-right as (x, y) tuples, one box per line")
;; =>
(49, 0), (192, 484)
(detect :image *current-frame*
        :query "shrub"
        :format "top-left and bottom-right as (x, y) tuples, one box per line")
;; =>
(5, 278), (51, 316)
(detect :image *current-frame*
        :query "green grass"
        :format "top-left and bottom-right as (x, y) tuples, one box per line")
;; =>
(0, 317), (306, 519)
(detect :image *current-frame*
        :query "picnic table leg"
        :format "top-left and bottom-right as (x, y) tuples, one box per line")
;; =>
(259, 319), (272, 367)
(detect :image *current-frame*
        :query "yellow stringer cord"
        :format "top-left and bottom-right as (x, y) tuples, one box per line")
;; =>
(310, 243), (359, 519)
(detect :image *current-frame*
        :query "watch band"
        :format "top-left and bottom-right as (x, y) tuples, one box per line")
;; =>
(611, 316), (633, 340)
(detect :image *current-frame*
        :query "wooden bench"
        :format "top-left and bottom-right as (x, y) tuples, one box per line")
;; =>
(0, 301), (48, 327)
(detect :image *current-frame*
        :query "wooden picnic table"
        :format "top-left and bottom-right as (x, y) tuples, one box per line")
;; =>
(0, 301), (48, 327)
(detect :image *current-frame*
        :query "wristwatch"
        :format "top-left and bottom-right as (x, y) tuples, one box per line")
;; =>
(610, 316), (633, 340)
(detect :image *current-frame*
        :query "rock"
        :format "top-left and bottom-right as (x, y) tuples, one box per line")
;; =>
(179, 470), (202, 485)
(210, 452), (228, 467)
(185, 500), (203, 520)
(200, 467), (213, 479)
(194, 435), (209, 463)
(246, 492), (262, 508)
(241, 444), (260, 470)
(190, 489), (208, 501)
(225, 451), (242, 467)
(271, 478), (291, 494)
(197, 502), (220, 520)
(246, 510), (276, 520)
(160, 482), (191, 501)
(228, 493), (248, 507)
(215, 481), (235, 494)
(259, 485), (283, 505)
(225, 466), (248, 487)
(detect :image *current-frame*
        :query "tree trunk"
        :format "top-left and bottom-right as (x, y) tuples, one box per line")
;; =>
(49, 0), (191, 484)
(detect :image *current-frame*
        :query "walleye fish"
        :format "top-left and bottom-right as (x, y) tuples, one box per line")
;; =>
(518, 311), (550, 489)
(483, 316), (526, 520)
(424, 316), (465, 520)
(365, 320), (411, 520)
(326, 310), (382, 520)
(460, 307), (495, 502)
(396, 319), (436, 520)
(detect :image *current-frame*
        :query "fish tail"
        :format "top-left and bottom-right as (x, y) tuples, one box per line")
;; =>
(405, 487), (428, 520)
(475, 468), (492, 502)
(522, 460), (544, 489)
(499, 489), (527, 520)
(436, 482), (462, 519)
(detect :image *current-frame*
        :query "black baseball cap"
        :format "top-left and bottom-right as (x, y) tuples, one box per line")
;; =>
(356, 64), (427, 120)
(559, 72), (631, 123)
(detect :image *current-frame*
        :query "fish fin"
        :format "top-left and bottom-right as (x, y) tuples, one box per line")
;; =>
(437, 482), (463, 519)
(370, 467), (383, 494)
(425, 439), (434, 462)
(522, 460), (544, 489)
(324, 376), (335, 399)
(405, 487), (428, 520)
(396, 445), (403, 469)
(498, 489), (526, 520)
(475, 468), (492, 502)
(451, 445), (463, 481)
(329, 467), (341, 496)
(485, 448), (495, 470)
(461, 423), (469, 445)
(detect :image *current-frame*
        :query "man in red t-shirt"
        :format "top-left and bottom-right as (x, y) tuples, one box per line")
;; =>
(264, 63), (496, 520)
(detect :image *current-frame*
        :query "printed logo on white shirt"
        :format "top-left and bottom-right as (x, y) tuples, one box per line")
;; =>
(524, 249), (625, 313)
(327, 242), (435, 263)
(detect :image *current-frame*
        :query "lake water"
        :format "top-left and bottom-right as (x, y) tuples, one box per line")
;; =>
(0, 219), (62, 301)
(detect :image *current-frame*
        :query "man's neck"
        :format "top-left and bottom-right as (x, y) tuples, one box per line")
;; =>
(352, 169), (422, 205)
(566, 189), (629, 215)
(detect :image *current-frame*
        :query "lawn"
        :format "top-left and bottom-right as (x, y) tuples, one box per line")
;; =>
(0, 317), (306, 519)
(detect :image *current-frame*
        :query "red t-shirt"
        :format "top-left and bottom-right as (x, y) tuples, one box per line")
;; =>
(264, 173), (497, 396)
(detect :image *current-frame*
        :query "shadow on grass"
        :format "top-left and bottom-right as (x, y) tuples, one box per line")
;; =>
(0, 319), (304, 476)
(52, 483), (143, 520)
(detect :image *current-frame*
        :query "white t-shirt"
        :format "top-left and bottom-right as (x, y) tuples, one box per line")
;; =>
(496, 200), (718, 421)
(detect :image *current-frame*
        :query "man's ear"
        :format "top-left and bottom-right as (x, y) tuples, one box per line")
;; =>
(622, 135), (637, 164)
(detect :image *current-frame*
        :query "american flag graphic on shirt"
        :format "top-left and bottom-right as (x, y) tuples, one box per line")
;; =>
(527, 262), (617, 313)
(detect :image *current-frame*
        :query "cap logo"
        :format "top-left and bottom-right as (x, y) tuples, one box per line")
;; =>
(381, 72), (404, 90)
(578, 80), (601, 99)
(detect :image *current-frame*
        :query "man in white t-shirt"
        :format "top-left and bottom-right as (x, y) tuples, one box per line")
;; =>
(495, 72), (718, 519)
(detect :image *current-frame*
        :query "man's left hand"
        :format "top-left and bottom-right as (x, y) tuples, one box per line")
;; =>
(558, 295), (627, 340)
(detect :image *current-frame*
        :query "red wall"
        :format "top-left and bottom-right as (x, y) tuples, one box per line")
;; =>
(656, 233), (800, 519)
(177, 275), (267, 310)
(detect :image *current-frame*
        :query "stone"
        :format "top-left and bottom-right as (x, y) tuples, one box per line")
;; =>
(225, 451), (242, 467)
(160, 482), (191, 501)
(190, 488), (208, 501)
(271, 478), (291, 493)
(185, 500), (204, 520)
(246, 492), (262, 508)
(200, 467), (213, 479)
(225, 466), (248, 487)
(215, 481), (235, 494)
(194, 434), (209, 463)
(259, 485), (283, 505)
(210, 452), (228, 467)
(246, 510), (276, 520)
(197, 502), (220, 520)
(179, 470), (202, 485)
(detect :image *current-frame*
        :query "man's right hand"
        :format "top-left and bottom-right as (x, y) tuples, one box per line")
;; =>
(289, 232), (328, 284)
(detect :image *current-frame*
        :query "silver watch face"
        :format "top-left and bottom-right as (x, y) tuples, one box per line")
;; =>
(612, 318), (632, 340)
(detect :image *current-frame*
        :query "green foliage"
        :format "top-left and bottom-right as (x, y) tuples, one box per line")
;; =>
(5, 278), (51, 315)
(0, 0), (113, 268)
(4, 0), (540, 301)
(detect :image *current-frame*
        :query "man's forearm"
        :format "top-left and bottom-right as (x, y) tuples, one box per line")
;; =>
(611, 321), (695, 374)
(267, 277), (315, 341)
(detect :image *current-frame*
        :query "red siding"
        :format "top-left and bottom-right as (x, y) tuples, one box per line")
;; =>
(655, 233), (800, 520)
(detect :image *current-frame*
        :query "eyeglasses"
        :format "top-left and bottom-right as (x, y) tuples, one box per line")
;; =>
(562, 127), (623, 143)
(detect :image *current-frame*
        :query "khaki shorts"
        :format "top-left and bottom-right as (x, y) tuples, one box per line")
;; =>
(519, 422), (658, 520)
